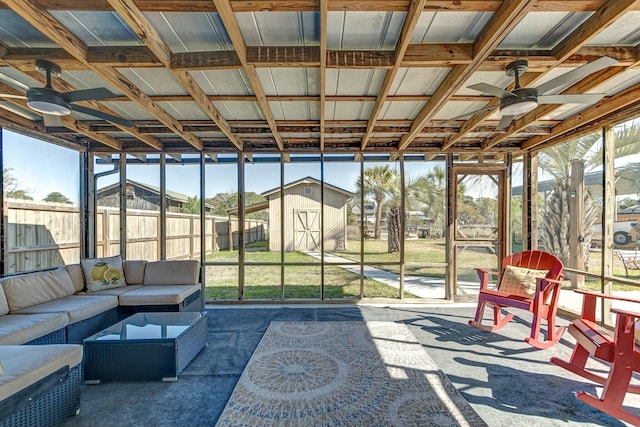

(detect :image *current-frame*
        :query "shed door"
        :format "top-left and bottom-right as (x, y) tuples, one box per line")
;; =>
(294, 209), (320, 251)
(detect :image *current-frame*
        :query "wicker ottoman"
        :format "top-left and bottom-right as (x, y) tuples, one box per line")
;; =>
(83, 311), (207, 383)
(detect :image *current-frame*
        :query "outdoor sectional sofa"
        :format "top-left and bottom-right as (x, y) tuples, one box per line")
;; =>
(0, 258), (203, 427)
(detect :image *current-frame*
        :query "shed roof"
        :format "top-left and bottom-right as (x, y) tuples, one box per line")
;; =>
(262, 176), (353, 198)
(0, 2), (639, 158)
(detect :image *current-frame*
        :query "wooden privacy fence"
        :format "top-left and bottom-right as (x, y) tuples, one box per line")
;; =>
(4, 200), (266, 273)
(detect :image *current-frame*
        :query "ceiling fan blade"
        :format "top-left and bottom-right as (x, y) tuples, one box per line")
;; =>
(0, 73), (30, 92)
(64, 87), (118, 102)
(43, 114), (63, 127)
(0, 93), (27, 100)
(468, 83), (516, 99)
(496, 115), (514, 130)
(534, 56), (618, 95)
(70, 104), (134, 127)
(439, 104), (500, 124)
(537, 93), (606, 104)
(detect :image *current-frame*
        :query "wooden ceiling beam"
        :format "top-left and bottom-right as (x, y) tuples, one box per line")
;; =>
(443, 0), (638, 150)
(3, 45), (638, 71)
(11, 1), (636, 13)
(482, 0), (638, 151)
(522, 80), (640, 150)
(320, 0), (327, 151)
(361, 0), (427, 150)
(107, 0), (242, 151)
(212, 0), (284, 151)
(398, 0), (537, 151)
(2, 0), (204, 150)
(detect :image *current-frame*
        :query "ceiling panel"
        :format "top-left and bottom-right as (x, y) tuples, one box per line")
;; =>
(327, 12), (404, 50)
(411, 11), (491, 43)
(498, 12), (591, 49)
(238, 12), (318, 46)
(391, 68), (450, 96)
(143, 12), (232, 52)
(325, 69), (386, 96)
(257, 68), (319, 96)
(189, 70), (253, 96)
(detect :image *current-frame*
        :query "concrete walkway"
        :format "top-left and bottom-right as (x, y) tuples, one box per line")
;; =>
(307, 251), (479, 300)
(307, 251), (640, 315)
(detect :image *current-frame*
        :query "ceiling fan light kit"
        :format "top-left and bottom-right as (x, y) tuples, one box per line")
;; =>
(27, 88), (71, 115)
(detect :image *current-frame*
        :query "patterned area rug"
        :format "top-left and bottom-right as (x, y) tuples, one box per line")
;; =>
(215, 321), (487, 426)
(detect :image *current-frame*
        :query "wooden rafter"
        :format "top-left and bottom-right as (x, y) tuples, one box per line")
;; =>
(398, 0), (537, 151)
(8, 1), (639, 13)
(106, 0), (242, 151)
(360, 0), (426, 150)
(522, 80), (640, 150)
(477, 0), (638, 151)
(212, 0), (284, 151)
(320, 0), (327, 151)
(2, 0), (203, 150)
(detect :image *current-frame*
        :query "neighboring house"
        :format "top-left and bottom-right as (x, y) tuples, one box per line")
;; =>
(351, 202), (376, 224)
(262, 177), (353, 252)
(97, 180), (213, 213)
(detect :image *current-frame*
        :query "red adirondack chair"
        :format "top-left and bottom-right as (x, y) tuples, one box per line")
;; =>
(468, 250), (565, 349)
(550, 290), (640, 425)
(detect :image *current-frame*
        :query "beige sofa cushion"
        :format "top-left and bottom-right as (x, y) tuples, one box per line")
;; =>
(124, 260), (147, 285)
(16, 295), (118, 324)
(82, 255), (127, 292)
(65, 264), (86, 293)
(144, 260), (199, 286)
(1, 269), (76, 311)
(0, 345), (82, 401)
(0, 284), (9, 316)
(118, 284), (200, 306)
(77, 284), (143, 297)
(0, 312), (69, 345)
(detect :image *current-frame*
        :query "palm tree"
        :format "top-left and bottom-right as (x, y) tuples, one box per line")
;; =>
(539, 122), (640, 271)
(355, 165), (398, 239)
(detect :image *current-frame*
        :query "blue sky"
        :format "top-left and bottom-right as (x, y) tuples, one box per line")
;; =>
(3, 130), (374, 202)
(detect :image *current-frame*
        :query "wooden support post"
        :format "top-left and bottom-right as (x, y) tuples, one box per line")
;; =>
(602, 127), (616, 325)
(570, 160), (586, 289)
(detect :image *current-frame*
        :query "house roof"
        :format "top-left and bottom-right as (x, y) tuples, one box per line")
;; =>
(98, 179), (210, 206)
(0, 2), (640, 158)
(262, 176), (353, 197)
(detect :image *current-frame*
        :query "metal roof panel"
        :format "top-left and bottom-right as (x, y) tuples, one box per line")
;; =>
(143, 12), (232, 52)
(327, 12), (403, 50)
(411, 11), (491, 43)
(391, 68), (451, 96)
(498, 12), (591, 49)
(190, 70), (253, 96)
(238, 12), (318, 46)
(116, 68), (187, 96)
(213, 101), (265, 120)
(325, 69), (385, 96)
(257, 68), (319, 96)
(50, 11), (141, 46)
(326, 101), (374, 120)
(269, 101), (318, 120)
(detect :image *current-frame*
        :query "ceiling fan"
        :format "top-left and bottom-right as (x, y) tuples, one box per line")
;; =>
(446, 56), (618, 130)
(0, 59), (133, 128)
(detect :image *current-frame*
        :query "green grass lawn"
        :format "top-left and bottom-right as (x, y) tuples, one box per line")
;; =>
(204, 238), (639, 300)
(205, 244), (416, 300)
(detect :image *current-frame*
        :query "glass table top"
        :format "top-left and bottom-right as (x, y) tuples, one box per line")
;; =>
(84, 312), (206, 343)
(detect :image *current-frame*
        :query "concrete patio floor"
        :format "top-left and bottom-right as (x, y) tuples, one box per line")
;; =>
(61, 303), (640, 426)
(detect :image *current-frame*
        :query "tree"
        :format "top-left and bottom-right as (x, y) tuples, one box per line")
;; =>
(206, 191), (267, 221)
(538, 122), (640, 271)
(181, 196), (201, 214)
(3, 168), (33, 200)
(43, 191), (72, 204)
(355, 166), (399, 240)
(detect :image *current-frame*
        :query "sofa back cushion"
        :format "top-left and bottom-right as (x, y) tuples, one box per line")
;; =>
(81, 255), (127, 292)
(0, 285), (9, 316)
(124, 260), (147, 285)
(144, 260), (199, 286)
(1, 269), (76, 311)
(65, 264), (86, 293)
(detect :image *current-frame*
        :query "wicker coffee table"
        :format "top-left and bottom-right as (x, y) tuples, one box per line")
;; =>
(83, 311), (208, 383)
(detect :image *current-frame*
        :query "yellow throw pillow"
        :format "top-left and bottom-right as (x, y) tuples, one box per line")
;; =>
(81, 255), (126, 292)
(498, 265), (549, 297)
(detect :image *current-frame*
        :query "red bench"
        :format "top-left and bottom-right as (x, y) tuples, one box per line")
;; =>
(550, 290), (640, 425)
